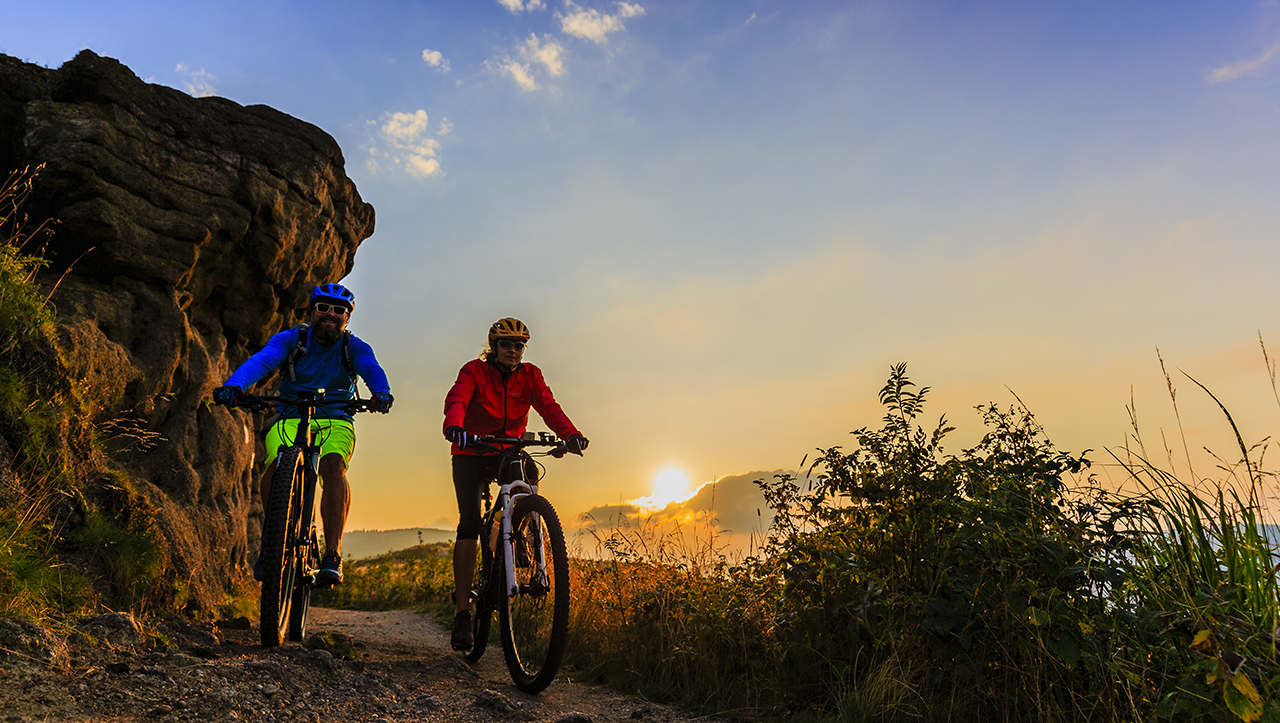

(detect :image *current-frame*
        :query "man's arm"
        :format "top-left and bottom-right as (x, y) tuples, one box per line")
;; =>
(224, 330), (294, 390)
(349, 336), (392, 395)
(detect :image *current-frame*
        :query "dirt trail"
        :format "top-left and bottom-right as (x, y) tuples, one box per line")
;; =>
(0, 608), (721, 723)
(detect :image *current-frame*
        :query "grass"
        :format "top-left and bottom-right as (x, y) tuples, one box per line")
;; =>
(312, 542), (456, 615)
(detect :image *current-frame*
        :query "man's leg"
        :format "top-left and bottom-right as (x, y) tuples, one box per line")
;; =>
(315, 453), (349, 586)
(318, 453), (350, 557)
(252, 460), (277, 581)
(258, 460), (277, 511)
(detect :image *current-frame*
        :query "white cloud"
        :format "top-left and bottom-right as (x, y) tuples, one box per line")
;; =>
(422, 49), (451, 73)
(382, 110), (431, 142)
(175, 63), (217, 97)
(368, 109), (444, 178)
(498, 0), (546, 12)
(558, 1), (644, 45)
(486, 34), (567, 91)
(522, 34), (565, 76)
(438, 118), (454, 137)
(497, 58), (540, 91)
(1209, 39), (1280, 82)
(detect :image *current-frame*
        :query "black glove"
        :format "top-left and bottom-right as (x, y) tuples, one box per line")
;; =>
(213, 385), (243, 408)
(445, 426), (472, 449)
(567, 434), (589, 455)
(372, 392), (394, 413)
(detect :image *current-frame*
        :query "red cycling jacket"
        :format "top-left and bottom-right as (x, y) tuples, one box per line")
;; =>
(442, 358), (581, 455)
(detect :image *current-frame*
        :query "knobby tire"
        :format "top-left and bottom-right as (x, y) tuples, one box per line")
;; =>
(499, 495), (569, 694)
(260, 447), (302, 648)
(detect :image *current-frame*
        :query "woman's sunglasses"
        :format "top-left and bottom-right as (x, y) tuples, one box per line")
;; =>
(496, 339), (526, 351)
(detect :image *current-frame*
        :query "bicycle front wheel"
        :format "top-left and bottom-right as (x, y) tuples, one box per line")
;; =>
(288, 523), (319, 642)
(260, 447), (302, 647)
(498, 495), (569, 694)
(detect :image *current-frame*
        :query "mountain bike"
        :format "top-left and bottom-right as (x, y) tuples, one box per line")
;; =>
(233, 391), (376, 647)
(463, 433), (574, 694)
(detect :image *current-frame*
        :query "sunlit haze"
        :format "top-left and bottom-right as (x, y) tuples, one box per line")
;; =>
(6, 2), (1280, 541)
(629, 466), (694, 510)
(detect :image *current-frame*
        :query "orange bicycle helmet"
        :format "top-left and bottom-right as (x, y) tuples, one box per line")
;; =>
(488, 317), (530, 343)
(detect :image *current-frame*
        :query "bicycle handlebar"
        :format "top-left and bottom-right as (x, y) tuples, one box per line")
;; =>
(471, 434), (579, 458)
(235, 392), (378, 416)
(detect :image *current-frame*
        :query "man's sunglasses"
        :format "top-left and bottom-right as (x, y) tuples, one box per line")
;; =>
(496, 339), (526, 351)
(313, 302), (350, 316)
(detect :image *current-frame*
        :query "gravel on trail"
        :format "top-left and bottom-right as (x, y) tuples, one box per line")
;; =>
(0, 608), (723, 723)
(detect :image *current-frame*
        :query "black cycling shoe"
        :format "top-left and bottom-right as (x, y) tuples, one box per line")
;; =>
(451, 610), (473, 651)
(315, 552), (343, 588)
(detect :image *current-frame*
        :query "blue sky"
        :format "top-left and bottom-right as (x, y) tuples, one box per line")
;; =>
(7, 1), (1280, 542)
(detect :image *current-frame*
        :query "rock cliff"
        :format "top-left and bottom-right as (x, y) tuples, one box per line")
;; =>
(0, 50), (375, 612)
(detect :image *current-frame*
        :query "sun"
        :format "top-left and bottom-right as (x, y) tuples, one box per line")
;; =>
(630, 465), (694, 510)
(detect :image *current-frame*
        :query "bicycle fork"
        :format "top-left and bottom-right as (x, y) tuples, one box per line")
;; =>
(497, 481), (548, 599)
(297, 445), (322, 584)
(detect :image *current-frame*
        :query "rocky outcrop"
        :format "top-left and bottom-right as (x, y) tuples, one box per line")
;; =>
(0, 50), (375, 612)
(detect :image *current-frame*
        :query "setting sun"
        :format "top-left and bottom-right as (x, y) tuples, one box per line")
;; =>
(629, 466), (694, 510)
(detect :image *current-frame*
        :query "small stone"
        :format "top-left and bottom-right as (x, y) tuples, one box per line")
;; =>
(477, 689), (518, 713)
(416, 695), (441, 711)
(151, 704), (173, 715)
(262, 684), (280, 696)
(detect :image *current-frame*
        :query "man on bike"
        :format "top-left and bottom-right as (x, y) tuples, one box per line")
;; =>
(443, 317), (588, 651)
(213, 283), (393, 588)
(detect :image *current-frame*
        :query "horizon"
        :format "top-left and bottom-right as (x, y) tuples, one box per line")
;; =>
(4, 1), (1279, 536)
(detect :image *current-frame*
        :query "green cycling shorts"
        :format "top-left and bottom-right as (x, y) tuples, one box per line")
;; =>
(265, 418), (356, 470)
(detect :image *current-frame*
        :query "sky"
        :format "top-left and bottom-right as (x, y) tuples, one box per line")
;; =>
(6, 1), (1280, 552)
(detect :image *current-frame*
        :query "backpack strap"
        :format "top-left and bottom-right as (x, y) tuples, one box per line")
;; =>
(341, 330), (362, 398)
(285, 324), (310, 382)
(284, 324), (361, 396)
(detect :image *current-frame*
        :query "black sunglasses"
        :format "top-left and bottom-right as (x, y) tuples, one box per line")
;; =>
(496, 339), (526, 351)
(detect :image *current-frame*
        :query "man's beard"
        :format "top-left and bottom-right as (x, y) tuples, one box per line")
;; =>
(313, 321), (343, 346)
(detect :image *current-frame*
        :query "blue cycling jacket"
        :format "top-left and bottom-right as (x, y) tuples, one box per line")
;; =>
(225, 328), (392, 421)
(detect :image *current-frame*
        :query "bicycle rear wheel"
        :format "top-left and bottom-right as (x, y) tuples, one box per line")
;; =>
(499, 495), (569, 694)
(465, 515), (497, 663)
(260, 447), (302, 648)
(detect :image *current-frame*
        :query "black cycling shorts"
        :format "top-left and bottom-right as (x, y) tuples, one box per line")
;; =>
(452, 454), (539, 541)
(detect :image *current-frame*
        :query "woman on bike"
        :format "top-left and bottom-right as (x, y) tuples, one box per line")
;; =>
(442, 317), (588, 651)
(213, 283), (393, 588)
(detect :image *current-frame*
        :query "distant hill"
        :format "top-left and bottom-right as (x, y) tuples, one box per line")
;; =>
(338, 528), (455, 561)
